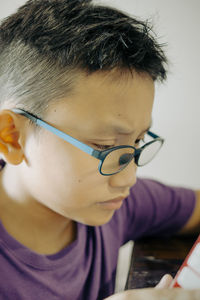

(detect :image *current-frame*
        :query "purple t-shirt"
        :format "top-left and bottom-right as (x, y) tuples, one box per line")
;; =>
(0, 161), (196, 299)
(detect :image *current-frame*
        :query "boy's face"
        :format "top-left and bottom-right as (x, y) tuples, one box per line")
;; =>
(8, 70), (155, 226)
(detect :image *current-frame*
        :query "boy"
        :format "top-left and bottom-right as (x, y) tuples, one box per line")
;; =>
(0, 0), (199, 299)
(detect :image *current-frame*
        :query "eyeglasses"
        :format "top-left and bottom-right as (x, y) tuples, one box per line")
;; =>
(11, 108), (164, 176)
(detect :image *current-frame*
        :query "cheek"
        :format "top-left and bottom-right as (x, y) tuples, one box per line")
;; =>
(43, 138), (100, 181)
(22, 135), (114, 225)
(23, 134), (103, 206)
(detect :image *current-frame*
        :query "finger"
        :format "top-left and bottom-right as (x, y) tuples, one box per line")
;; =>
(155, 274), (173, 289)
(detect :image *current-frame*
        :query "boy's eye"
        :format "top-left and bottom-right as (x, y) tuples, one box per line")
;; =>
(93, 143), (114, 150)
(135, 138), (142, 144)
(135, 137), (145, 146)
(93, 137), (145, 150)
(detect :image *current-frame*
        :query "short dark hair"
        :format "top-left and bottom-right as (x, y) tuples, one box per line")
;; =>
(0, 0), (168, 119)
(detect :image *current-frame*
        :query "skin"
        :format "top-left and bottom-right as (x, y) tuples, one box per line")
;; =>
(104, 288), (200, 300)
(0, 69), (154, 254)
(104, 274), (200, 299)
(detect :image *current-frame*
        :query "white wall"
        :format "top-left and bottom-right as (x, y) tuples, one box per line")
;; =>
(1, 0), (200, 189)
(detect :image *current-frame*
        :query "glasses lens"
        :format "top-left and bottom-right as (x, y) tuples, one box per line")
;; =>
(137, 140), (162, 166)
(101, 147), (135, 175)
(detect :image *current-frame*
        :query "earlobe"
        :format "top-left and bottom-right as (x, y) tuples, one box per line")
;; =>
(0, 110), (25, 165)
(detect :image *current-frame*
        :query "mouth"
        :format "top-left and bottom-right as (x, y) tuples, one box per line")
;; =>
(97, 196), (128, 210)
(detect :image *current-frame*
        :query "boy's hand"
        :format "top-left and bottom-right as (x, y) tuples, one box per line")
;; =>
(104, 274), (200, 299)
(155, 274), (173, 288)
(104, 288), (200, 300)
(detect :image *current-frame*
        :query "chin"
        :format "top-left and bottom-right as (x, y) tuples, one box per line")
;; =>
(79, 212), (115, 227)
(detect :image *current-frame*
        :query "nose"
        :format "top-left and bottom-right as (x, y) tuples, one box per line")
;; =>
(108, 159), (137, 189)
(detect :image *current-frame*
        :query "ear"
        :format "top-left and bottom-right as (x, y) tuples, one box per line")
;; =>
(0, 109), (25, 165)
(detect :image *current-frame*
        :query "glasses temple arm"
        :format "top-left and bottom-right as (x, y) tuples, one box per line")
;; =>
(148, 131), (160, 139)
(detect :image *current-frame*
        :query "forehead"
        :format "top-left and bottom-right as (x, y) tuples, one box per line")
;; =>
(48, 70), (155, 136)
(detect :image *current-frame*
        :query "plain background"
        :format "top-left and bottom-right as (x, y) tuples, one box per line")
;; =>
(1, 0), (200, 189)
(1, 0), (200, 293)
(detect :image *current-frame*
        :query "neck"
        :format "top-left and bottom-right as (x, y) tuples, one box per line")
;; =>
(0, 164), (77, 255)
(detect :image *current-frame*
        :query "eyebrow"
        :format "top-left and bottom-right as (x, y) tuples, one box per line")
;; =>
(97, 120), (153, 136)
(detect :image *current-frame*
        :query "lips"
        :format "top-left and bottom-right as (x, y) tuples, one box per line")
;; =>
(103, 196), (126, 203)
(97, 195), (129, 210)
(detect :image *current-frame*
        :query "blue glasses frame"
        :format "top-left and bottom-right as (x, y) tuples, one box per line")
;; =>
(11, 108), (164, 176)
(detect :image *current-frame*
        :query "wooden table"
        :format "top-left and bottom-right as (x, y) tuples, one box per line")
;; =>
(126, 235), (197, 289)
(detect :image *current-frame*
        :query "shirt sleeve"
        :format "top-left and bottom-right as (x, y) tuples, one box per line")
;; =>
(110, 177), (196, 246)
